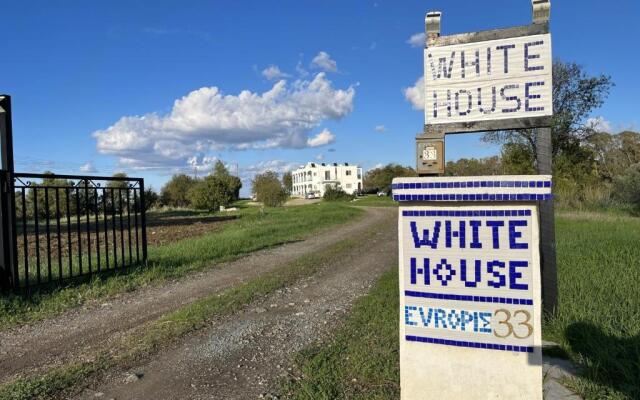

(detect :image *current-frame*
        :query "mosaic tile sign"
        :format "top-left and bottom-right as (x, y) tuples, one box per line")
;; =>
(394, 176), (546, 399)
(424, 34), (552, 125)
(399, 205), (539, 352)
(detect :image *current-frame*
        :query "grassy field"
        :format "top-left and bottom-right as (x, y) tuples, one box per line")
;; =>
(283, 212), (640, 400)
(0, 202), (363, 328)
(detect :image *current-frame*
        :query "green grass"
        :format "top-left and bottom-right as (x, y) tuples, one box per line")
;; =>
(351, 195), (397, 207)
(0, 230), (371, 400)
(281, 268), (400, 400)
(283, 212), (640, 400)
(0, 202), (363, 329)
(544, 213), (640, 400)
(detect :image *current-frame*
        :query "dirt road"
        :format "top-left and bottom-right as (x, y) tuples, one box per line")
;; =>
(74, 207), (398, 399)
(0, 207), (396, 388)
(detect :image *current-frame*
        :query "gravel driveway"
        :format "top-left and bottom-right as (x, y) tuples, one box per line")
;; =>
(73, 207), (398, 399)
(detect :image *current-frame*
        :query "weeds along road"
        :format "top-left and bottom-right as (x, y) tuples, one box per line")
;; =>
(73, 207), (398, 400)
(0, 206), (396, 393)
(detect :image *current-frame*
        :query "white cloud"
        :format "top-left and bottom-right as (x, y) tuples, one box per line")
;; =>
(311, 51), (338, 72)
(315, 153), (324, 161)
(306, 128), (335, 147)
(374, 125), (386, 133)
(404, 76), (425, 110)
(80, 162), (97, 173)
(261, 65), (289, 80)
(586, 116), (613, 133)
(406, 32), (425, 48)
(371, 163), (384, 170)
(94, 73), (355, 171)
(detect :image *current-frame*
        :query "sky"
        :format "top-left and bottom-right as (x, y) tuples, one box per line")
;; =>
(2, 0), (638, 195)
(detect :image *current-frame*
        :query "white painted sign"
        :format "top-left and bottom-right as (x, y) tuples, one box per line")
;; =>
(424, 34), (552, 125)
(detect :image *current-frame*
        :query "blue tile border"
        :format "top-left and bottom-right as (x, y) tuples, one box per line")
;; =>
(392, 180), (551, 190)
(404, 290), (534, 305)
(405, 335), (534, 353)
(393, 193), (551, 202)
(401, 209), (532, 217)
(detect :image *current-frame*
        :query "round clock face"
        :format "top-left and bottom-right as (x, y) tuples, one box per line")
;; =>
(423, 146), (437, 161)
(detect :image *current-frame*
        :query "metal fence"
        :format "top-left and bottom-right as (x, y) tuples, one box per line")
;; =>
(1, 172), (148, 293)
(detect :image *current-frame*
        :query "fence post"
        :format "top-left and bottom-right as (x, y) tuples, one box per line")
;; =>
(0, 95), (19, 291)
(139, 179), (148, 265)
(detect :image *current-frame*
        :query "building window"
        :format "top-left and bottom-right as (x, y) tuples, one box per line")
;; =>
(346, 184), (352, 189)
(325, 171), (330, 180)
(346, 170), (352, 176)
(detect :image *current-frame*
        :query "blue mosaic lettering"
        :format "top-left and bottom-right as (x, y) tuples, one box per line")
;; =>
(470, 220), (482, 248)
(405, 306), (418, 326)
(419, 307), (434, 326)
(479, 312), (492, 333)
(487, 260), (507, 288)
(525, 81), (545, 112)
(410, 221), (441, 249)
(433, 259), (456, 286)
(461, 49), (480, 78)
(500, 84), (521, 113)
(496, 44), (516, 73)
(410, 257), (430, 285)
(455, 90), (473, 116)
(509, 220), (529, 249)
(524, 41), (544, 71)
(460, 259), (482, 287)
(509, 261), (529, 290)
(485, 220), (504, 249)
(448, 310), (461, 330)
(460, 310), (474, 331)
(477, 86), (497, 114)
(434, 308), (447, 329)
(445, 220), (466, 248)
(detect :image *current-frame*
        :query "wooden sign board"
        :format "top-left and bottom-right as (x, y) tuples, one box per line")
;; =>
(425, 34), (552, 126)
(393, 175), (551, 399)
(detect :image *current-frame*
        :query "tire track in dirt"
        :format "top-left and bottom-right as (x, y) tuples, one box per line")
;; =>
(73, 209), (399, 399)
(0, 207), (395, 385)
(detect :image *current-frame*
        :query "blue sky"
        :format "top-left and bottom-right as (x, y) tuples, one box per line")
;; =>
(2, 0), (638, 195)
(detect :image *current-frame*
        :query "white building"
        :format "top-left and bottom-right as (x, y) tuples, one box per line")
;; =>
(291, 162), (363, 197)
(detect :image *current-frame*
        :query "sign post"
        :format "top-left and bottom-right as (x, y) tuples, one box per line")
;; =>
(396, 1), (556, 398)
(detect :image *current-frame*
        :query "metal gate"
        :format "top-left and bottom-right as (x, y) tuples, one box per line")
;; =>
(1, 95), (148, 293)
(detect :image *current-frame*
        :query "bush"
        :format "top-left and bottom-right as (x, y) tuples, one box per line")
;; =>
(188, 175), (234, 211)
(614, 163), (640, 211)
(323, 186), (354, 202)
(161, 174), (196, 207)
(252, 171), (287, 207)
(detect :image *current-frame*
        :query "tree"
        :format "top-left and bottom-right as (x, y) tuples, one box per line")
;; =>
(143, 187), (160, 211)
(188, 175), (234, 211)
(615, 163), (640, 211)
(483, 60), (614, 173)
(282, 172), (293, 194)
(161, 174), (196, 207)
(23, 171), (77, 219)
(363, 164), (416, 193)
(445, 156), (503, 176)
(211, 161), (242, 202)
(252, 171), (287, 207)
